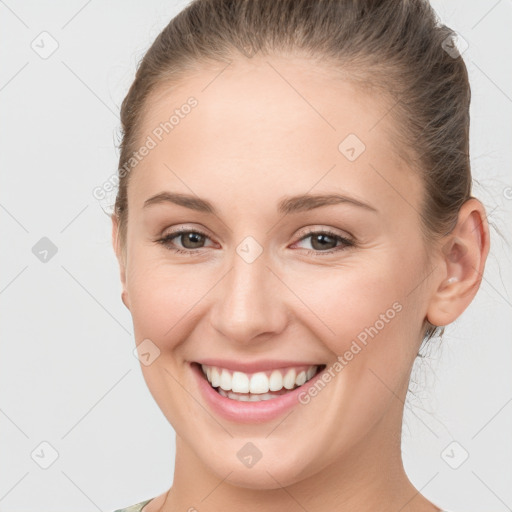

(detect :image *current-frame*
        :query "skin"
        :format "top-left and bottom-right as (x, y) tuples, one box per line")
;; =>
(111, 54), (490, 512)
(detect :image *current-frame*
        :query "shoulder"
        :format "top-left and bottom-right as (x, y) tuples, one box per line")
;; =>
(111, 498), (153, 512)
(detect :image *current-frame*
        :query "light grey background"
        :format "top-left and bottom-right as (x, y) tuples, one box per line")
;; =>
(0, 1), (511, 511)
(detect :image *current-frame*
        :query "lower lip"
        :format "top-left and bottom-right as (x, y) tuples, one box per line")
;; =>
(191, 362), (325, 424)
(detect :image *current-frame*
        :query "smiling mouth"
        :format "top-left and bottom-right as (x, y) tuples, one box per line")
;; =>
(193, 362), (326, 402)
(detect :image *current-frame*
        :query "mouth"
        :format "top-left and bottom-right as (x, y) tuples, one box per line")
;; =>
(192, 362), (327, 402)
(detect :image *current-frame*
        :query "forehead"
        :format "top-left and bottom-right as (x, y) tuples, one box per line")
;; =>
(128, 55), (421, 217)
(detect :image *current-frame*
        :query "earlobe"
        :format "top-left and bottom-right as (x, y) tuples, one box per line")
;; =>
(121, 290), (130, 310)
(111, 214), (130, 310)
(426, 198), (490, 327)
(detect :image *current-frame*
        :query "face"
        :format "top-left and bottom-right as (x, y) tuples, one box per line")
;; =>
(113, 55), (435, 489)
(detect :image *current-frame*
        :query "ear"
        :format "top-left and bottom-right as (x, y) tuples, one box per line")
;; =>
(111, 214), (130, 310)
(426, 198), (490, 327)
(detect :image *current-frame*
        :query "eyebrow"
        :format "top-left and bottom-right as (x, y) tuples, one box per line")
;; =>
(143, 191), (378, 214)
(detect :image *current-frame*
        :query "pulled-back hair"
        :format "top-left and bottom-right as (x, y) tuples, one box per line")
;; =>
(114, 0), (473, 344)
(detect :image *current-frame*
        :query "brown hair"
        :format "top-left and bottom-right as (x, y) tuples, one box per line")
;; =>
(114, 0), (473, 344)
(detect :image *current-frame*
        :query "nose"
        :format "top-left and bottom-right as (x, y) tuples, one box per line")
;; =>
(209, 246), (289, 345)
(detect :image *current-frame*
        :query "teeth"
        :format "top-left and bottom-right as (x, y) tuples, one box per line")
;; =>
(210, 367), (221, 388)
(200, 363), (320, 395)
(232, 371), (249, 393)
(283, 368), (296, 389)
(219, 369), (232, 391)
(269, 370), (283, 391)
(218, 388), (286, 401)
(250, 372), (269, 393)
(295, 371), (306, 386)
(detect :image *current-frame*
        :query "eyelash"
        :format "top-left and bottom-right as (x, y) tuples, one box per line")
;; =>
(155, 228), (355, 256)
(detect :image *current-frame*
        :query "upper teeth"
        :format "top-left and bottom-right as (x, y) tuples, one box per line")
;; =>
(200, 364), (319, 394)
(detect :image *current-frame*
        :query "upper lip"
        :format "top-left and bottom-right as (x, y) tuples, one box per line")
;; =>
(192, 359), (325, 373)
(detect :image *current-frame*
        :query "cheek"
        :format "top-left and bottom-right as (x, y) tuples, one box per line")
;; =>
(125, 252), (218, 344)
(290, 249), (425, 374)
(292, 264), (407, 343)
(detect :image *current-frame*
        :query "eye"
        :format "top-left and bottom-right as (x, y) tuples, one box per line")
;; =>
(155, 227), (355, 256)
(156, 229), (214, 254)
(292, 229), (354, 255)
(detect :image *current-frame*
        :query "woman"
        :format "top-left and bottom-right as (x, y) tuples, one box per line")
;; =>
(110, 1), (490, 511)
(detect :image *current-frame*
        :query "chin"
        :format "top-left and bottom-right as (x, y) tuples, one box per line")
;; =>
(198, 438), (326, 491)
